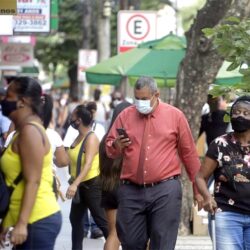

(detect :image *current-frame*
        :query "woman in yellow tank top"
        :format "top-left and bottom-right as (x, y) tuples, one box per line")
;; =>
(0, 77), (61, 250)
(65, 104), (108, 250)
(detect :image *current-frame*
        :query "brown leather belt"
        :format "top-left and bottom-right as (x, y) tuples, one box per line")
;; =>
(121, 175), (180, 188)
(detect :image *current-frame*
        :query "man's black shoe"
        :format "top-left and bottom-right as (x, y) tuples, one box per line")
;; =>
(90, 230), (103, 239)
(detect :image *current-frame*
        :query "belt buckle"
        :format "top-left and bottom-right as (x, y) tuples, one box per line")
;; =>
(143, 182), (154, 188)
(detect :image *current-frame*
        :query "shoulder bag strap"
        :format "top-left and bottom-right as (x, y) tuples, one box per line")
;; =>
(75, 131), (94, 177)
(11, 122), (46, 188)
(12, 172), (22, 187)
(26, 122), (46, 146)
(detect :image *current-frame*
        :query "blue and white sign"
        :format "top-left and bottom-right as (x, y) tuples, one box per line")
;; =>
(13, 0), (50, 33)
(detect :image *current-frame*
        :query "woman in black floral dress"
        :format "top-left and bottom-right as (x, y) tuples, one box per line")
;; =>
(196, 95), (250, 250)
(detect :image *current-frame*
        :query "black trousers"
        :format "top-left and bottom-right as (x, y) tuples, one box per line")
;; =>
(69, 176), (108, 250)
(116, 178), (182, 250)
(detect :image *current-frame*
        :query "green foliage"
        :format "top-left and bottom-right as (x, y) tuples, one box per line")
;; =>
(203, 18), (250, 75)
(209, 83), (250, 104)
(35, 0), (99, 78)
(179, 0), (206, 31)
(36, 0), (206, 82)
(204, 17), (250, 99)
(141, 0), (164, 10)
(36, 0), (171, 65)
(209, 82), (250, 122)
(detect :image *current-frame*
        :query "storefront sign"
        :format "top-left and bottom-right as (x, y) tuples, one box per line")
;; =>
(13, 0), (50, 33)
(0, 0), (16, 15)
(0, 43), (34, 66)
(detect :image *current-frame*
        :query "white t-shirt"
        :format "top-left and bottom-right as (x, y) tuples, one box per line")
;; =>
(63, 122), (105, 148)
(5, 128), (64, 171)
(5, 128), (63, 152)
(95, 101), (107, 124)
(46, 128), (64, 154)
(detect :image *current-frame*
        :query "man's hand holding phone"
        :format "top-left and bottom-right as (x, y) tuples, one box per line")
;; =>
(113, 128), (131, 150)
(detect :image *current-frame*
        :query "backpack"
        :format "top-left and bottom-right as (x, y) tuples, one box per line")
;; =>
(0, 170), (22, 219)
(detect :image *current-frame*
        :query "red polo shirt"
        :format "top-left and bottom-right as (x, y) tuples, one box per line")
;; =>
(106, 101), (201, 186)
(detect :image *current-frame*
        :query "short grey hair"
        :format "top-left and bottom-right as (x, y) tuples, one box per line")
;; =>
(135, 76), (158, 94)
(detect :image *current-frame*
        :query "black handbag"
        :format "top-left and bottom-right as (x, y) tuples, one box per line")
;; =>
(71, 131), (93, 204)
(0, 170), (22, 219)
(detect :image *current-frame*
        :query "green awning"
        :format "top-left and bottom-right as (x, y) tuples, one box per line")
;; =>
(86, 34), (243, 87)
(52, 77), (69, 89)
(86, 34), (186, 87)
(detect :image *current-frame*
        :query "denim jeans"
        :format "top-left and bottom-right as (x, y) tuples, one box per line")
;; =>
(83, 210), (99, 234)
(15, 211), (62, 250)
(215, 211), (250, 250)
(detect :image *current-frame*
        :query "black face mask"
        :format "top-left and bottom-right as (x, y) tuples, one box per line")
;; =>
(1, 99), (17, 117)
(231, 116), (250, 133)
(70, 119), (80, 129)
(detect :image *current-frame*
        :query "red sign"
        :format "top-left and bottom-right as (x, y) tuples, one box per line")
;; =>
(0, 43), (34, 66)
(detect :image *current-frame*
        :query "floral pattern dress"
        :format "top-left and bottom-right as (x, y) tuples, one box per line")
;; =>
(207, 132), (250, 214)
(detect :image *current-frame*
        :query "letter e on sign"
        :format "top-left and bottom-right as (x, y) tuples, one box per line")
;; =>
(126, 14), (150, 40)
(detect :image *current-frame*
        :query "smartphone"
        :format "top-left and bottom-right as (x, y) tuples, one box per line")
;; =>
(116, 128), (129, 138)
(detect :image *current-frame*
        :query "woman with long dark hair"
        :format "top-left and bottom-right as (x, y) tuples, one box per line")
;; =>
(65, 104), (108, 250)
(0, 77), (62, 249)
(100, 101), (131, 250)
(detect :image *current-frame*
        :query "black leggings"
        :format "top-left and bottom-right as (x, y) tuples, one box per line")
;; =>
(69, 177), (108, 250)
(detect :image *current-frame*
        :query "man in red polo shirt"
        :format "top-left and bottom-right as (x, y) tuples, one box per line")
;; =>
(106, 76), (202, 250)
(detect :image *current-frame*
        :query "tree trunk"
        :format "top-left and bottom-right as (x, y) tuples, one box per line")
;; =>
(97, 0), (111, 62)
(68, 63), (78, 99)
(120, 0), (129, 10)
(175, 0), (250, 235)
(82, 0), (92, 50)
(80, 0), (93, 99)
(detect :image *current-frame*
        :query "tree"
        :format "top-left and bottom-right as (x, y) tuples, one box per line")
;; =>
(35, 0), (99, 98)
(202, 18), (250, 101)
(97, 0), (111, 62)
(205, 17), (250, 90)
(175, 0), (250, 235)
(36, 0), (170, 97)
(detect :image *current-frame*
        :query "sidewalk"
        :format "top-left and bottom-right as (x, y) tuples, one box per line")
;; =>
(55, 234), (212, 250)
(55, 168), (213, 250)
(176, 236), (212, 250)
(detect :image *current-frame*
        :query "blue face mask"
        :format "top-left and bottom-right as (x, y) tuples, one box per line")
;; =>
(134, 99), (153, 114)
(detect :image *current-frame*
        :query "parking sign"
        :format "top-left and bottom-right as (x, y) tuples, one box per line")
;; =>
(118, 11), (157, 53)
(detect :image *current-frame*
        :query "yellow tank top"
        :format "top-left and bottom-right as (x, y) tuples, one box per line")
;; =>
(68, 136), (99, 182)
(0, 123), (60, 228)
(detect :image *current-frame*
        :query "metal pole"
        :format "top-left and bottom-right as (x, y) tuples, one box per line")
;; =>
(211, 213), (216, 250)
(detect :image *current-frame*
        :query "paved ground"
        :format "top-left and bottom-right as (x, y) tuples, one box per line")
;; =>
(55, 168), (213, 250)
